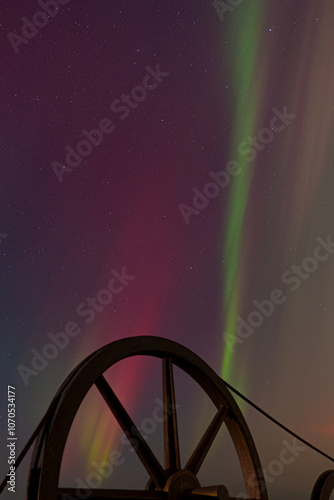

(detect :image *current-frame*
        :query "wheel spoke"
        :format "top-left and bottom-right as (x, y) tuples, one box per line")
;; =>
(162, 357), (181, 472)
(95, 375), (166, 489)
(58, 488), (164, 499)
(185, 406), (228, 475)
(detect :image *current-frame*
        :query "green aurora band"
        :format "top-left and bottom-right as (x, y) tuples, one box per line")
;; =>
(222, 3), (265, 380)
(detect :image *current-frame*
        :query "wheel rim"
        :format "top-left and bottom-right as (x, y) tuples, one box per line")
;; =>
(311, 470), (334, 500)
(27, 336), (268, 500)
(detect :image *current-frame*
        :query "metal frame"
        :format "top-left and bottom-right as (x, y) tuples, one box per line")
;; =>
(27, 336), (268, 499)
(25, 336), (333, 500)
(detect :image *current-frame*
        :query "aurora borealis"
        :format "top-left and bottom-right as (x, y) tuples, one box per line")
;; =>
(1, 1), (334, 499)
(221, 2), (263, 382)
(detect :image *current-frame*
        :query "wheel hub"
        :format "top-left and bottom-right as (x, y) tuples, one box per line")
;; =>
(163, 470), (200, 500)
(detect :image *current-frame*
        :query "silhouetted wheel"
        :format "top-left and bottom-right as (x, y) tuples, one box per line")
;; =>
(27, 336), (269, 500)
(311, 470), (334, 500)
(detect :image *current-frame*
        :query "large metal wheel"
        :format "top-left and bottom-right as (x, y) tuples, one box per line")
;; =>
(27, 336), (269, 500)
(311, 470), (334, 500)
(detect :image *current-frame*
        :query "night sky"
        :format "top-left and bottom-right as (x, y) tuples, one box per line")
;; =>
(1, 1), (334, 499)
